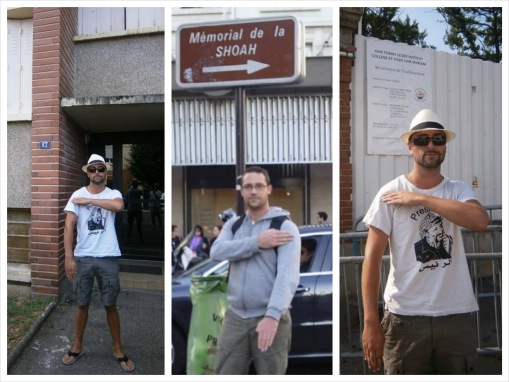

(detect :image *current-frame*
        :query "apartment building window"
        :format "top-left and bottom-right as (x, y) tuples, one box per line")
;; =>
(78, 7), (164, 36)
(7, 19), (33, 120)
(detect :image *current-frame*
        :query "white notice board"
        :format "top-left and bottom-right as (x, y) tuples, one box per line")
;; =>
(366, 38), (434, 155)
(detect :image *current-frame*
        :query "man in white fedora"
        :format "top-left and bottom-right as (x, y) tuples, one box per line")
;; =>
(361, 109), (488, 374)
(62, 154), (135, 372)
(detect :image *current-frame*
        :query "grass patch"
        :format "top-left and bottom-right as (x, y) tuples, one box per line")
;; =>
(7, 296), (55, 354)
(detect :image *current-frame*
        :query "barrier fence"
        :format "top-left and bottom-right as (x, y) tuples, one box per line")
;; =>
(339, 224), (502, 374)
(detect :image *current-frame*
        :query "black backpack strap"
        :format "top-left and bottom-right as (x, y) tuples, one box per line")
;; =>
(231, 213), (246, 237)
(268, 216), (289, 256)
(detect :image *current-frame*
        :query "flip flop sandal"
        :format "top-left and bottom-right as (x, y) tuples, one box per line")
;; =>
(114, 354), (135, 372)
(62, 349), (85, 365)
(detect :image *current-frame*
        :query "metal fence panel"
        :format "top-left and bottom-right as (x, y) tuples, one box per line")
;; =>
(340, 225), (502, 374)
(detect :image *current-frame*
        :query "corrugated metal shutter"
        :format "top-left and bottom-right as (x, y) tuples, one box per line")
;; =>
(247, 95), (331, 163)
(172, 98), (236, 166)
(171, 95), (332, 166)
(352, 35), (502, 221)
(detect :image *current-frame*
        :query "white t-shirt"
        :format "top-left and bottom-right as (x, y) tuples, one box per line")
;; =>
(363, 175), (479, 316)
(64, 186), (122, 258)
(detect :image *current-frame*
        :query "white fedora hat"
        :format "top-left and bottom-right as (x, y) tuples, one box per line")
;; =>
(400, 109), (456, 144)
(81, 154), (110, 173)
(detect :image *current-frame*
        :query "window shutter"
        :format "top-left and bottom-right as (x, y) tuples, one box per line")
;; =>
(80, 8), (97, 35)
(20, 19), (33, 117)
(79, 7), (163, 34)
(125, 8), (138, 30)
(7, 20), (22, 116)
(126, 8), (164, 30)
(8, 19), (32, 120)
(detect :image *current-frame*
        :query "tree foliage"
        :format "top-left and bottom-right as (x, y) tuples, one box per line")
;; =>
(126, 142), (165, 190)
(437, 7), (502, 63)
(362, 7), (433, 48)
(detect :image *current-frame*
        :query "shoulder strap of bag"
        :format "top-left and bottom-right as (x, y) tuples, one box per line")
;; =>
(231, 213), (246, 236)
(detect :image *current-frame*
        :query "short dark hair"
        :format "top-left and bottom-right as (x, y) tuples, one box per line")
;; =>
(317, 211), (328, 221)
(194, 225), (204, 235)
(172, 224), (178, 232)
(243, 166), (271, 185)
(301, 238), (317, 252)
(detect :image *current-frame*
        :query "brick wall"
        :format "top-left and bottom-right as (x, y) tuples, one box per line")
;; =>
(340, 50), (354, 232)
(31, 8), (86, 298)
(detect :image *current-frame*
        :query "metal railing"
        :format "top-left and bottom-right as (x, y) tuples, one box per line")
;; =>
(339, 225), (502, 374)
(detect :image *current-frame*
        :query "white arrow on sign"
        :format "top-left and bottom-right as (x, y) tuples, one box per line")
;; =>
(203, 60), (269, 74)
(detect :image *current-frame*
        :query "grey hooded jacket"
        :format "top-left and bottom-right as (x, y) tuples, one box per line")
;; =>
(210, 207), (301, 321)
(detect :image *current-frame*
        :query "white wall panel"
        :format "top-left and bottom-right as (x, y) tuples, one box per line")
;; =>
(352, 36), (502, 227)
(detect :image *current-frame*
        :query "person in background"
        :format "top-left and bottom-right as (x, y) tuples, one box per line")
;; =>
(209, 224), (223, 248)
(149, 183), (163, 231)
(172, 224), (183, 267)
(300, 238), (316, 273)
(316, 211), (328, 224)
(125, 179), (144, 244)
(188, 224), (210, 265)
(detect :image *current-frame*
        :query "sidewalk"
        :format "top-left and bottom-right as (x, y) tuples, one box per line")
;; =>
(8, 288), (165, 375)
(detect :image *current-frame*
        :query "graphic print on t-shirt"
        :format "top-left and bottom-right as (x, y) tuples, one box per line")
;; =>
(414, 212), (453, 272)
(87, 206), (106, 234)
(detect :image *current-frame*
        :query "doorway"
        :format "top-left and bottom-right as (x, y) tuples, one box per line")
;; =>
(90, 132), (165, 264)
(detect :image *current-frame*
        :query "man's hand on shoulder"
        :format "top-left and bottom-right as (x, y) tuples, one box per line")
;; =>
(381, 191), (422, 206)
(72, 197), (90, 205)
(257, 229), (293, 249)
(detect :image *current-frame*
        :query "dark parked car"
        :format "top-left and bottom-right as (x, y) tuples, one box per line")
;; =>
(172, 223), (333, 374)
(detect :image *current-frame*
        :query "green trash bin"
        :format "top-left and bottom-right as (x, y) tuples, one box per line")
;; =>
(186, 274), (228, 375)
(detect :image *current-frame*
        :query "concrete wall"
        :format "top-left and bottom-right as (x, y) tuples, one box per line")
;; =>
(7, 121), (32, 208)
(74, 33), (164, 97)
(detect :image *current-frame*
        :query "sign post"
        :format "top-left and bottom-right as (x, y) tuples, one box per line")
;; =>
(176, 17), (305, 214)
(235, 87), (246, 214)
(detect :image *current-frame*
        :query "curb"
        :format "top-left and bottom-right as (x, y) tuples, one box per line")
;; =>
(7, 301), (57, 371)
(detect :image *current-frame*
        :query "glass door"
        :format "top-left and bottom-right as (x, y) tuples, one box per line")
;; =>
(98, 141), (165, 262)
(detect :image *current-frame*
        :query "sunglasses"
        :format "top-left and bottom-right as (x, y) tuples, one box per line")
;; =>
(411, 135), (447, 146)
(87, 166), (106, 173)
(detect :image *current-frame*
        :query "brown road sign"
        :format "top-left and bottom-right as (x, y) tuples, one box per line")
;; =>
(176, 17), (305, 89)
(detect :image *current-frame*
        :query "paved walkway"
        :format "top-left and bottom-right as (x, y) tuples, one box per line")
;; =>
(8, 288), (165, 375)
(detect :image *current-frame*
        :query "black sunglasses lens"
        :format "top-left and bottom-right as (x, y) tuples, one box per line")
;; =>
(432, 137), (446, 146)
(88, 167), (106, 173)
(412, 137), (426, 146)
(413, 136), (446, 146)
